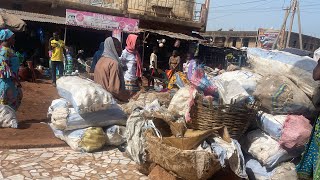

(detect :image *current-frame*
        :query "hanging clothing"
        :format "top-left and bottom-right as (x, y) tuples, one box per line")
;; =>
(187, 60), (197, 80)
(296, 116), (320, 180)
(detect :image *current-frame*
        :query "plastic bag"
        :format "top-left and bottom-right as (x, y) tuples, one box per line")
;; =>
(190, 66), (217, 96)
(57, 76), (115, 114)
(213, 70), (262, 95)
(279, 115), (312, 149)
(257, 112), (287, 140)
(254, 75), (316, 118)
(104, 125), (126, 146)
(242, 129), (299, 168)
(215, 79), (250, 104)
(168, 87), (197, 117)
(50, 124), (106, 152)
(0, 105), (17, 128)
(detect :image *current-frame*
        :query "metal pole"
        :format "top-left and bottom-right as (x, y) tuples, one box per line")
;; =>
(142, 31), (146, 74)
(272, 8), (290, 50)
(286, 0), (297, 48)
(64, 26), (67, 44)
(297, 1), (303, 50)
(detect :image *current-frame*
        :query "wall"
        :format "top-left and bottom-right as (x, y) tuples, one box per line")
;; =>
(64, 0), (123, 10)
(127, 0), (195, 21)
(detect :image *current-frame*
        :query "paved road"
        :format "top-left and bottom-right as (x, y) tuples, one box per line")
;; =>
(0, 147), (147, 180)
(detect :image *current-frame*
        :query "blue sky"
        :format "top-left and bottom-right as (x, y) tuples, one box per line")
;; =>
(199, 0), (320, 37)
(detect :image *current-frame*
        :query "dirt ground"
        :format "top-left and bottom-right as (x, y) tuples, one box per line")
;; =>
(0, 80), (67, 149)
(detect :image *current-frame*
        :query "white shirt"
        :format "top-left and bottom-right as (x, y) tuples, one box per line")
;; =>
(120, 49), (137, 81)
(183, 60), (190, 73)
(149, 53), (157, 69)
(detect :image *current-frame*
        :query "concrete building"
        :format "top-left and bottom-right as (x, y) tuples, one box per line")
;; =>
(0, 0), (210, 34)
(202, 30), (320, 52)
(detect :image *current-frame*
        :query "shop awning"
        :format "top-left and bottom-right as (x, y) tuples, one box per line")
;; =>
(139, 28), (202, 41)
(0, 9), (26, 31)
(0, 8), (65, 25)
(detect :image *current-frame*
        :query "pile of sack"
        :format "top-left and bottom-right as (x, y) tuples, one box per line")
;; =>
(48, 76), (127, 152)
(203, 48), (319, 179)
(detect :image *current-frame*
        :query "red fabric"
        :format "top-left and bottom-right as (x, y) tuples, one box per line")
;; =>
(125, 34), (142, 78)
(279, 115), (312, 149)
(166, 70), (174, 79)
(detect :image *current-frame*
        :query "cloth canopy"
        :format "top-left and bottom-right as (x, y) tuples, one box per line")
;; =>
(0, 9), (26, 32)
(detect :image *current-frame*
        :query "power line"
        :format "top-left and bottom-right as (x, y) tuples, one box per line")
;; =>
(210, 0), (265, 9)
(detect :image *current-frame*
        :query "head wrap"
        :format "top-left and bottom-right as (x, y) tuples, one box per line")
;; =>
(0, 29), (14, 41)
(102, 37), (125, 90)
(125, 34), (142, 78)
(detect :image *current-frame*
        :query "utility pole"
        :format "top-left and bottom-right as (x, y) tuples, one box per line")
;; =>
(297, 0), (303, 49)
(286, 0), (297, 48)
(272, 8), (290, 50)
(273, 0), (303, 50)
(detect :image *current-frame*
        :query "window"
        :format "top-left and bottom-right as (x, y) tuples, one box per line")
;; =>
(303, 43), (307, 50)
(310, 44), (314, 51)
(243, 38), (249, 47)
(232, 38), (237, 47)
(292, 40), (297, 48)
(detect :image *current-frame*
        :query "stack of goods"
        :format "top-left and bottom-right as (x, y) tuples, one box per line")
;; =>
(239, 48), (318, 179)
(48, 76), (127, 152)
(124, 85), (252, 179)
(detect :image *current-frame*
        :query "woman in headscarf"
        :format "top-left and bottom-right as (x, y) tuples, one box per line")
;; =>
(94, 37), (131, 102)
(0, 29), (22, 110)
(120, 34), (142, 93)
(296, 58), (320, 179)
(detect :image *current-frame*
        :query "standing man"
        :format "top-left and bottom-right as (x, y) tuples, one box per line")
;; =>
(50, 32), (65, 86)
(148, 47), (158, 87)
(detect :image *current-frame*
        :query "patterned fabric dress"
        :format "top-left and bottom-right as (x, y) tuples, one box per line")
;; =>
(0, 46), (22, 110)
(297, 116), (320, 179)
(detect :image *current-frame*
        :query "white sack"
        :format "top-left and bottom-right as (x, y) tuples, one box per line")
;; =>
(0, 105), (17, 128)
(247, 48), (320, 104)
(213, 70), (262, 95)
(254, 75), (316, 118)
(57, 76), (115, 114)
(246, 158), (297, 180)
(104, 125), (126, 146)
(242, 129), (297, 168)
(168, 87), (196, 117)
(49, 99), (127, 131)
(314, 47), (320, 61)
(257, 112), (287, 140)
(215, 79), (249, 104)
(47, 98), (69, 117)
(50, 124), (106, 152)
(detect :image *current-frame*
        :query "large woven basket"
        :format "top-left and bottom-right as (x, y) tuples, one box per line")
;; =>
(145, 131), (221, 180)
(189, 93), (258, 139)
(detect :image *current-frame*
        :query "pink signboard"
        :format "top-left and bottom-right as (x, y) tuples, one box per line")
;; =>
(66, 9), (139, 32)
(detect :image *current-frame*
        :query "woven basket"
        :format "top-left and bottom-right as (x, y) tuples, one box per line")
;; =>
(189, 93), (258, 139)
(145, 131), (221, 180)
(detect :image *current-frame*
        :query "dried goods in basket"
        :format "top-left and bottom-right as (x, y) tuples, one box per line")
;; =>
(144, 130), (221, 180)
(189, 93), (258, 139)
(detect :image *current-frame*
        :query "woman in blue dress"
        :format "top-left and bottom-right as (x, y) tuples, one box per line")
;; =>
(0, 29), (22, 111)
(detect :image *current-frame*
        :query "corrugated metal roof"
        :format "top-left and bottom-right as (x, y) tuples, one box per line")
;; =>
(139, 28), (201, 41)
(0, 8), (65, 25)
